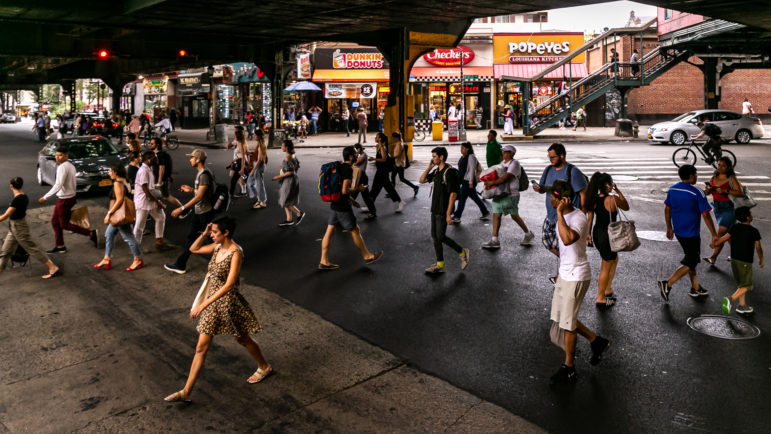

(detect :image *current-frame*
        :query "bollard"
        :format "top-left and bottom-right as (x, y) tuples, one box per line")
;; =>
(633, 121), (639, 138)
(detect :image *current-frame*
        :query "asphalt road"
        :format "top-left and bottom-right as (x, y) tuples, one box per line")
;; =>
(2, 121), (770, 433)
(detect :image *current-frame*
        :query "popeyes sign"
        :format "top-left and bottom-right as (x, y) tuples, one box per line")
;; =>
(493, 34), (585, 64)
(423, 46), (475, 67)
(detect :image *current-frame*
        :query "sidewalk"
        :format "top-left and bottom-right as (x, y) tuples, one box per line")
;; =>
(174, 124), (650, 149)
(0, 204), (544, 433)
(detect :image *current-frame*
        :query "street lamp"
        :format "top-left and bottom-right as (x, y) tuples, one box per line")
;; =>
(207, 65), (215, 141)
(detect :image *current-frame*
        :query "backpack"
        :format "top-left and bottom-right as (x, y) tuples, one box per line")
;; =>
(516, 161), (529, 191)
(203, 169), (230, 213)
(440, 165), (461, 196)
(704, 122), (722, 138)
(11, 244), (30, 268)
(318, 161), (343, 202)
(541, 162), (587, 205)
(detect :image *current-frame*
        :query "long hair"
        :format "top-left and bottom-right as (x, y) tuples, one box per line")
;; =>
(235, 128), (246, 143)
(585, 172), (613, 212)
(715, 156), (735, 177)
(460, 142), (474, 155)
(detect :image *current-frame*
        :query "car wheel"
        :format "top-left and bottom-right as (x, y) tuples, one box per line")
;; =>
(670, 130), (687, 145)
(37, 166), (47, 186)
(735, 129), (752, 144)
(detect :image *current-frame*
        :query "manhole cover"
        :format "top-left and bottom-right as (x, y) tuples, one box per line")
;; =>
(687, 315), (761, 340)
(636, 231), (675, 242)
(613, 175), (638, 181)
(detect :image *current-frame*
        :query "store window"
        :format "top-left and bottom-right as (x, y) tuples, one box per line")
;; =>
(664, 9), (672, 19)
(216, 84), (235, 121)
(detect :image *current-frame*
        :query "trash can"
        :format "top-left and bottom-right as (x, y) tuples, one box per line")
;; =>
(447, 119), (459, 142)
(215, 124), (228, 143)
(431, 120), (443, 141)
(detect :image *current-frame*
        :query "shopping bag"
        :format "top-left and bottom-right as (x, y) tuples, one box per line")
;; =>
(192, 275), (209, 311)
(69, 206), (92, 230)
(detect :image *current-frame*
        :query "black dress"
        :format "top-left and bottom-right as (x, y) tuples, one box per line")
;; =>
(592, 195), (618, 261)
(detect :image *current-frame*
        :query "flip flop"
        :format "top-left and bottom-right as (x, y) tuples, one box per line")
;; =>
(41, 269), (61, 279)
(164, 390), (191, 402)
(318, 263), (340, 271)
(247, 365), (273, 384)
(365, 251), (383, 265)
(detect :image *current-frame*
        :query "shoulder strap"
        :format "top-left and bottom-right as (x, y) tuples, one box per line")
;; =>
(565, 162), (573, 186)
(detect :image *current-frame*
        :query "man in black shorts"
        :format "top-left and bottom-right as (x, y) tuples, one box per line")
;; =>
(318, 146), (383, 270)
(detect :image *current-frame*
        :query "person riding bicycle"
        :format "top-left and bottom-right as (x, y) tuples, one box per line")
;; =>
(692, 121), (722, 164)
(155, 114), (173, 138)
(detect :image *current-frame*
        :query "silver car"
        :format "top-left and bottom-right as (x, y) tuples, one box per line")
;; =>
(647, 109), (764, 145)
(37, 136), (126, 193)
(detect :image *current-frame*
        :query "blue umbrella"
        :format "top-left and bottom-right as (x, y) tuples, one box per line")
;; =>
(293, 81), (322, 91)
(284, 82), (299, 91)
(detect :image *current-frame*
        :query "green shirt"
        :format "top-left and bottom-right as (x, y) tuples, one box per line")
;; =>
(486, 140), (502, 168)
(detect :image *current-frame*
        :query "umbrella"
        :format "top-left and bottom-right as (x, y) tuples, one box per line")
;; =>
(293, 81), (322, 91)
(284, 82), (299, 92)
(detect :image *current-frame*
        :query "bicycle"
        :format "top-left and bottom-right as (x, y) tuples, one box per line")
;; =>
(672, 140), (736, 169)
(412, 126), (427, 142)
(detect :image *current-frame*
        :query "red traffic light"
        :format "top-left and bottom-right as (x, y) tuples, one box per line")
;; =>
(98, 50), (108, 58)
(178, 49), (187, 57)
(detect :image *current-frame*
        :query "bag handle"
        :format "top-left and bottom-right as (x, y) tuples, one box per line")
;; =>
(611, 195), (630, 222)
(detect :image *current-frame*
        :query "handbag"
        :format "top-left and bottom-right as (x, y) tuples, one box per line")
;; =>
(729, 178), (757, 209)
(607, 202), (640, 252)
(108, 183), (136, 226)
(192, 275), (209, 311)
(69, 206), (92, 229)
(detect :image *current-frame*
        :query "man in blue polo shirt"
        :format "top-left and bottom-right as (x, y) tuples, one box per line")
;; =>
(658, 164), (719, 302)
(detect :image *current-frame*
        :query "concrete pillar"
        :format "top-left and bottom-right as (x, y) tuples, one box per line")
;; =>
(522, 81), (531, 136)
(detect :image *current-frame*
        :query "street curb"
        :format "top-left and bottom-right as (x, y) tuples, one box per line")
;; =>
(179, 138), (649, 149)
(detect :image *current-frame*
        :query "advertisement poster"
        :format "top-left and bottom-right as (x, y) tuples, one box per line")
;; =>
(325, 83), (378, 99)
(297, 53), (311, 79)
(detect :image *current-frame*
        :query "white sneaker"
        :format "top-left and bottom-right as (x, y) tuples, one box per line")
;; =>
(396, 201), (406, 213)
(520, 231), (535, 246)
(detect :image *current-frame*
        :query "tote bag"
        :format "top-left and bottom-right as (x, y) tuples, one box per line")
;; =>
(108, 182), (136, 226)
(608, 204), (640, 252)
(729, 178), (757, 209)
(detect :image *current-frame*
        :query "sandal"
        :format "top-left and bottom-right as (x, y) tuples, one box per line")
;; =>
(164, 390), (191, 402)
(247, 365), (273, 384)
(253, 202), (263, 209)
(703, 257), (716, 265)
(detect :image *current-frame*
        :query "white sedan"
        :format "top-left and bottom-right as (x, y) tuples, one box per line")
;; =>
(647, 109), (764, 145)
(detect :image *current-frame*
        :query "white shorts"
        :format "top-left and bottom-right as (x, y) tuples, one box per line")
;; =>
(550, 278), (591, 331)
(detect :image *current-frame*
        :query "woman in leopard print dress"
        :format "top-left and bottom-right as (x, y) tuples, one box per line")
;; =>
(164, 216), (272, 403)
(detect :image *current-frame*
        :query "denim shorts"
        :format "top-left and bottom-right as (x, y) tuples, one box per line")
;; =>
(328, 209), (357, 231)
(712, 200), (735, 229)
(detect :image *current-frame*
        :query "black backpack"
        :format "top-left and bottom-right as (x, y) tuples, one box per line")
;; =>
(202, 169), (230, 213)
(11, 245), (29, 268)
(704, 123), (722, 138)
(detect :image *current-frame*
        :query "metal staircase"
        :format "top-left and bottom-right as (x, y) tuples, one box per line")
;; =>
(526, 47), (690, 135)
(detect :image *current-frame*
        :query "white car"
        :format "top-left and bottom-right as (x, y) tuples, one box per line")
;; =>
(648, 109), (764, 145)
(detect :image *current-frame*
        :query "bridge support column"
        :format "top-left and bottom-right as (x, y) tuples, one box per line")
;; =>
(702, 57), (720, 109)
(522, 81), (531, 136)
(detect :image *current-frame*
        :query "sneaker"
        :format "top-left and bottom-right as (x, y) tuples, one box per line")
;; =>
(413, 186), (419, 198)
(359, 208), (369, 213)
(481, 240), (500, 250)
(689, 287), (700, 298)
(46, 246), (67, 254)
(278, 220), (294, 227)
(460, 248), (470, 270)
(233, 192), (247, 198)
(164, 263), (186, 275)
(590, 336), (610, 365)
(294, 212), (306, 226)
(549, 365), (577, 385)
(396, 201), (406, 213)
(89, 230), (99, 248)
(549, 275), (558, 285)
(480, 213), (491, 221)
(696, 286), (708, 297)
(520, 231), (535, 246)
(736, 305), (754, 314)
(658, 280), (671, 302)
(425, 264), (445, 274)
(722, 297), (731, 314)
(452, 217), (461, 224)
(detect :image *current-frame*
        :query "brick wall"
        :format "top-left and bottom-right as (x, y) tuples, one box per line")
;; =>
(720, 69), (771, 115)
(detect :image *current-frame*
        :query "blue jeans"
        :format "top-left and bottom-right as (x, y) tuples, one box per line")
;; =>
(247, 165), (267, 202)
(453, 183), (488, 218)
(310, 119), (318, 135)
(104, 224), (141, 258)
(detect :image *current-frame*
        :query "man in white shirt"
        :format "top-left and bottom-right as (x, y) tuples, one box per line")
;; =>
(38, 145), (98, 253)
(548, 180), (609, 386)
(133, 151), (168, 249)
(741, 98), (753, 117)
(155, 114), (173, 137)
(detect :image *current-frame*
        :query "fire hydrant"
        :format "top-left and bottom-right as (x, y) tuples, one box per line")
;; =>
(632, 121), (639, 138)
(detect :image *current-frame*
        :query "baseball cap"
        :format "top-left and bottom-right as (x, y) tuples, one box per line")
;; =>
(186, 149), (207, 160)
(502, 144), (516, 153)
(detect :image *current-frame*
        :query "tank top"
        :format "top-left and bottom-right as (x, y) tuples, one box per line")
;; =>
(710, 179), (731, 202)
(593, 195), (618, 231)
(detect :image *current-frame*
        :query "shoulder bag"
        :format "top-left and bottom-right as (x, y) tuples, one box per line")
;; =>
(109, 182), (136, 226)
(607, 199), (640, 252)
(729, 177), (757, 209)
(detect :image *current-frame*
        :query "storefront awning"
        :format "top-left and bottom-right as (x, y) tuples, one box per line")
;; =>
(409, 67), (493, 82)
(494, 63), (587, 80)
(312, 69), (390, 82)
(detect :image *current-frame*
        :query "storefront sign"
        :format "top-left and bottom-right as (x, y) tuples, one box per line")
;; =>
(449, 84), (480, 94)
(493, 34), (585, 64)
(324, 82), (379, 99)
(423, 46), (475, 67)
(315, 48), (389, 70)
(143, 79), (167, 95)
(297, 53), (312, 79)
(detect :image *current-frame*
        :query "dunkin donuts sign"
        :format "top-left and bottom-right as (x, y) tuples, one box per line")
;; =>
(423, 46), (475, 67)
(332, 49), (384, 69)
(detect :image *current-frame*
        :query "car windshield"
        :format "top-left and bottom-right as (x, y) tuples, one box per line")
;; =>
(672, 112), (696, 122)
(65, 139), (119, 158)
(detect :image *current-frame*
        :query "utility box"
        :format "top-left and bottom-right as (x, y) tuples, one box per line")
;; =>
(615, 119), (633, 137)
(432, 120), (443, 141)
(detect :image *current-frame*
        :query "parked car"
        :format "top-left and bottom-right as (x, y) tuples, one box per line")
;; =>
(89, 117), (120, 137)
(37, 136), (126, 193)
(0, 111), (17, 123)
(648, 109), (764, 145)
